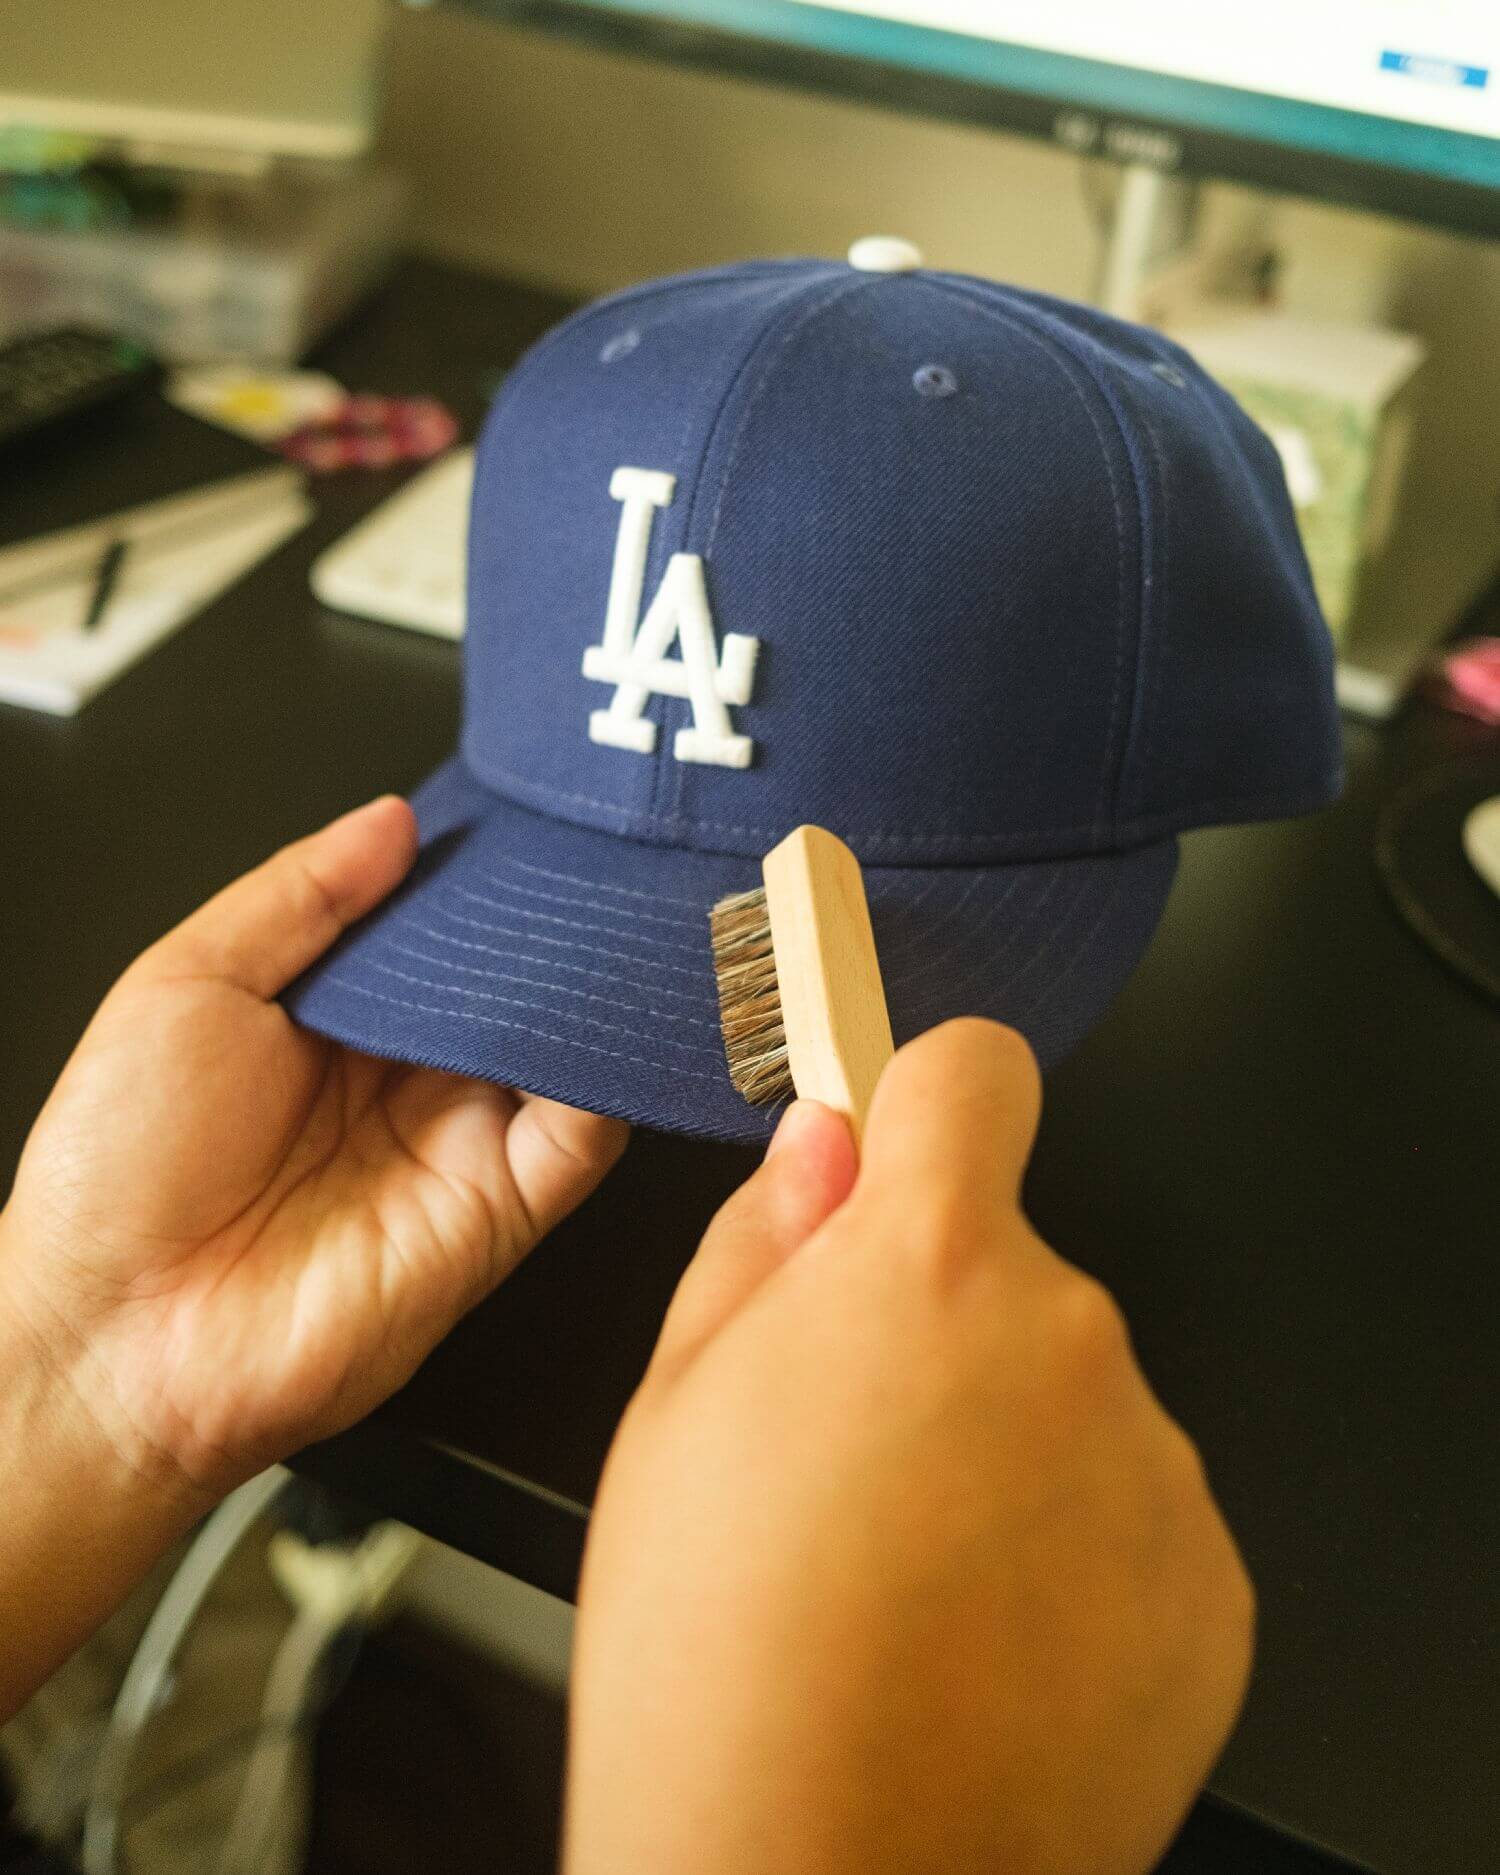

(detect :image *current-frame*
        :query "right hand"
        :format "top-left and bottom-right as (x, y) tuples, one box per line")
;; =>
(566, 1019), (1255, 1875)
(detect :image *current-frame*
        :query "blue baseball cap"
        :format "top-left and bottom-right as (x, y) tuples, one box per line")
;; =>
(287, 241), (1341, 1143)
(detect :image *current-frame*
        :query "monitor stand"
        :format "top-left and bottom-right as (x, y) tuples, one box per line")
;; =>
(1094, 161), (1201, 321)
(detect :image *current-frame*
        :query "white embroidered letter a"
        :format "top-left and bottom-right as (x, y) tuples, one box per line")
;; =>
(582, 467), (759, 768)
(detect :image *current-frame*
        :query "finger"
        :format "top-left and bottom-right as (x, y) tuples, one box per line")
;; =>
(130, 797), (419, 1001)
(859, 1017), (1042, 1214)
(650, 1100), (857, 1382)
(505, 1095), (630, 1254)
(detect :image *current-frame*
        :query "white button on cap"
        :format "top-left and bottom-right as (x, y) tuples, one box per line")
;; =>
(848, 235), (924, 273)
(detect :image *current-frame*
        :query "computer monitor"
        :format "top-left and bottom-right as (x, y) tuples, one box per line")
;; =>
(463, 0), (1500, 240)
(0, 0), (386, 167)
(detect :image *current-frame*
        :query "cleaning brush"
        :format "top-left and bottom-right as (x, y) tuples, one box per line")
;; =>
(710, 824), (895, 1141)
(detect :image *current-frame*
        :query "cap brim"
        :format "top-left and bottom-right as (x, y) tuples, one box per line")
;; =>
(285, 760), (1177, 1144)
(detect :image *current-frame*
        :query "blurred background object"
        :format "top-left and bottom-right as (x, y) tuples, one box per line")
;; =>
(0, 166), (408, 366)
(0, 0), (405, 364)
(0, 0), (386, 167)
(1160, 304), (1426, 708)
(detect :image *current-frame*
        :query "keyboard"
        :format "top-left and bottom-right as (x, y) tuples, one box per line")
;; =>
(310, 447), (473, 638)
(0, 327), (157, 451)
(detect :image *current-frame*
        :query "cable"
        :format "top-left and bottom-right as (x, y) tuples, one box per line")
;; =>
(117, 1624), (366, 1835)
(80, 1467), (289, 1875)
(121, 1615), (507, 1863)
(115, 1720), (305, 1832)
(217, 1519), (422, 1875)
(215, 1606), (339, 1875)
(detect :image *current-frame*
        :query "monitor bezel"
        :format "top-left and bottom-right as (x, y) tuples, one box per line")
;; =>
(455, 0), (1500, 244)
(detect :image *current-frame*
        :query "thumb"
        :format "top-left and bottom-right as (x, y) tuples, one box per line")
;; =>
(127, 796), (418, 1002)
(649, 1101), (858, 1383)
(859, 1018), (1042, 1215)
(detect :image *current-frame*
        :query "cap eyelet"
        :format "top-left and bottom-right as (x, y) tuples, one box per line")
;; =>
(599, 328), (641, 364)
(912, 363), (958, 400)
(1151, 360), (1188, 389)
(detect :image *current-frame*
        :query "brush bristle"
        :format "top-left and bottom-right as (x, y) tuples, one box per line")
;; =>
(709, 884), (794, 1107)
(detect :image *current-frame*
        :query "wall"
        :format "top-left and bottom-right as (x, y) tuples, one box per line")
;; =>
(377, 5), (1500, 643)
(376, 5), (1100, 296)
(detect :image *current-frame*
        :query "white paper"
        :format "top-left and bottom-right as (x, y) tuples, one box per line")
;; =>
(0, 495), (311, 716)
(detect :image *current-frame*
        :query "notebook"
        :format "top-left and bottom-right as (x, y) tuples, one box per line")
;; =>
(0, 384), (310, 713)
(0, 489), (311, 715)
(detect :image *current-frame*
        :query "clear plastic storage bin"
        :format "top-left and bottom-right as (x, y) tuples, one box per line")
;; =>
(0, 163), (407, 364)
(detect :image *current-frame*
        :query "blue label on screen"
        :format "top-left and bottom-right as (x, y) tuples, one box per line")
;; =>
(1379, 50), (1489, 91)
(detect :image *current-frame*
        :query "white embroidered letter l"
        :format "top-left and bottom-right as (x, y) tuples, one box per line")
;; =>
(582, 466), (759, 768)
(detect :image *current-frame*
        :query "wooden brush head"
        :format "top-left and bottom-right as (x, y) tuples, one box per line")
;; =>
(710, 826), (894, 1137)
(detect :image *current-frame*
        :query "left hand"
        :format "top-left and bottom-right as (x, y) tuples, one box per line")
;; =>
(0, 796), (628, 1501)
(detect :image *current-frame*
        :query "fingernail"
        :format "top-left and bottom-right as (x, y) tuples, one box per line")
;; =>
(356, 793), (404, 820)
(324, 795), (382, 827)
(766, 1100), (817, 1161)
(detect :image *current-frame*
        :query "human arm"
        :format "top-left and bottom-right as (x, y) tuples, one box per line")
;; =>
(565, 1019), (1254, 1875)
(0, 797), (626, 1721)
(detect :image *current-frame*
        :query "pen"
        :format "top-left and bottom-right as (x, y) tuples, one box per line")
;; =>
(82, 537), (129, 632)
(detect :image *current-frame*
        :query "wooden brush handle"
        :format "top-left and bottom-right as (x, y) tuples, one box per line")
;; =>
(762, 825), (895, 1143)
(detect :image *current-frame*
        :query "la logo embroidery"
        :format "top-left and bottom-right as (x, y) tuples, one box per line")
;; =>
(582, 467), (759, 769)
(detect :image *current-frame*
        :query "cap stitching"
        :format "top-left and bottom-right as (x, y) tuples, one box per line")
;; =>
(878, 874), (994, 985)
(486, 264), (806, 415)
(626, 268), (848, 825)
(858, 873), (970, 972)
(500, 853), (705, 910)
(409, 907), (712, 1004)
(470, 269), (819, 817)
(663, 271), (879, 823)
(320, 977), (720, 1083)
(450, 882), (706, 963)
(866, 873), (942, 903)
(880, 872), (1023, 995)
(471, 757), (1339, 852)
(433, 893), (707, 980)
(363, 955), (722, 1059)
(443, 867), (1027, 988)
(724, 261), (1133, 852)
(371, 866), (1140, 1065)
(565, 259), (819, 326)
(699, 276), (879, 557)
(969, 869), (1094, 1007)
(1121, 389), (1173, 807)
(955, 280), (1173, 844)
(1090, 366), (1166, 841)
(920, 278), (1138, 846)
(389, 930), (718, 1030)
(642, 315), (769, 817)
(1176, 356), (1289, 548)
(891, 866), (1075, 1004)
(451, 880), (705, 955)
(1021, 873), (1128, 1019)
(893, 874), (1079, 1030)
(470, 868), (703, 931)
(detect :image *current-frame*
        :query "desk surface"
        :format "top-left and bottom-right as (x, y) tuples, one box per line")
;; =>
(2, 260), (1496, 1875)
